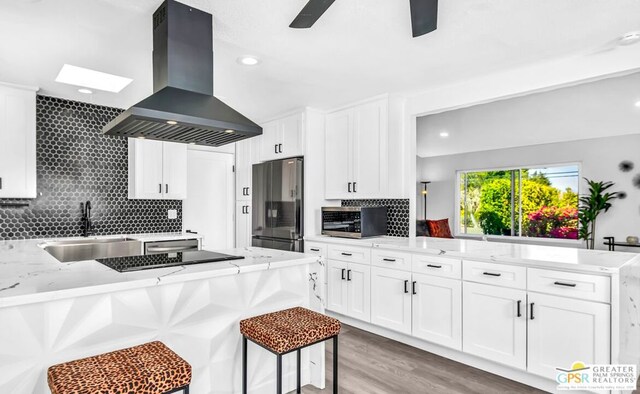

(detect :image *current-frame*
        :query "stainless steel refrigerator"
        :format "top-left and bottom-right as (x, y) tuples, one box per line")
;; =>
(251, 157), (303, 252)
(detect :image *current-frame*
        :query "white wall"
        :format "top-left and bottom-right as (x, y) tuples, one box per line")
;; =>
(418, 134), (640, 249)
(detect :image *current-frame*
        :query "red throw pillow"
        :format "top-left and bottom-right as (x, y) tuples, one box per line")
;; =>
(426, 219), (454, 239)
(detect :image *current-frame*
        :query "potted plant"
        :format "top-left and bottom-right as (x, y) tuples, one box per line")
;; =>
(578, 179), (618, 249)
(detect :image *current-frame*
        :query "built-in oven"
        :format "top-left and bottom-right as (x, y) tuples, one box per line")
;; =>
(321, 206), (387, 239)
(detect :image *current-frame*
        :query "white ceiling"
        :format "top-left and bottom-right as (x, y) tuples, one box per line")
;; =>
(1, 0), (640, 122)
(416, 71), (640, 158)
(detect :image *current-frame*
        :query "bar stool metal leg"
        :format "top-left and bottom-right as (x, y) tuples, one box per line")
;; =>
(333, 336), (339, 393)
(276, 354), (283, 394)
(184, 386), (190, 394)
(296, 348), (301, 393)
(242, 336), (248, 394)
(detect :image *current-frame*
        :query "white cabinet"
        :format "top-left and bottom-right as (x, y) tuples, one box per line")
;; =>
(0, 83), (37, 198)
(327, 260), (371, 322)
(371, 266), (412, 334)
(260, 113), (303, 161)
(527, 292), (610, 380)
(129, 139), (187, 199)
(463, 282), (527, 370)
(324, 98), (390, 199)
(235, 138), (259, 201)
(412, 273), (462, 350)
(235, 201), (251, 248)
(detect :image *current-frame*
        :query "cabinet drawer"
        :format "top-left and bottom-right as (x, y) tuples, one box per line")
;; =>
(372, 249), (412, 271)
(412, 254), (461, 279)
(527, 268), (610, 303)
(305, 242), (327, 257)
(328, 245), (371, 264)
(462, 260), (526, 289)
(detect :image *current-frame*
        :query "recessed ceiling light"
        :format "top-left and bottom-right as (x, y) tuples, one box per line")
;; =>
(439, 131), (449, 138)
(78, 88), (93, 94)
(635, 100), (640, 108)
(619, 31), (640, 46)
(55, 64), (133, 93)
(225, 129), (234, 133)
(166, 120), (178, 125)
(237, 56), (260, 66)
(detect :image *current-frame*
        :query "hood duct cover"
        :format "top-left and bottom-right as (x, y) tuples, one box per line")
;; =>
(103, 0), (262, 146)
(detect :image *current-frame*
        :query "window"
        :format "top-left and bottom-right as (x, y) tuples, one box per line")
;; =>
(458, 164), (579, 240)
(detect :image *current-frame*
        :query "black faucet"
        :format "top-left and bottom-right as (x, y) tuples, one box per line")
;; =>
(81, 201), (94, 237)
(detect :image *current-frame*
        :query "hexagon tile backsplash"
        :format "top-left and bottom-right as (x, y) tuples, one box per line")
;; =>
(0, 95), (182, 240)
(341, 199), (410, 237)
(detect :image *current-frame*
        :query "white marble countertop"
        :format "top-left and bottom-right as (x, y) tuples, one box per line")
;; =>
(305, 235), (640, 274)
(0, 238), (318, 308)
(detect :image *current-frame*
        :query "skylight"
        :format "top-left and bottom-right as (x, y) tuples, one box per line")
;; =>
(55, 64), (133, 93)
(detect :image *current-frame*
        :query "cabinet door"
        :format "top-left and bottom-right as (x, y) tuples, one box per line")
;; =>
(0, 85), (36, 198)
(260, 120), (280, 162)
(162, 142), (187, 199)
(279, 113), (303, 158)
(412, 273), (462, 350)
(371, 266), (412, 334)
(527, 292), (610, 380)
(324, 110), (353, 199)
(235, 202), (251, 248)
(463, 282), (527, 369)
(346, 262), (371, 322)
(129, 139), (164, 199)
(327, 260), (348, 315)
(235, 140), (252, 201)
(352, 100), (387, 198)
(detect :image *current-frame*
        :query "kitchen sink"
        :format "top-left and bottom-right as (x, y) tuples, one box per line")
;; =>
(41, 237), (143, 263)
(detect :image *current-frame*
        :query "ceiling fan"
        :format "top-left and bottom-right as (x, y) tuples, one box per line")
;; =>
(289, 0), (438, 38)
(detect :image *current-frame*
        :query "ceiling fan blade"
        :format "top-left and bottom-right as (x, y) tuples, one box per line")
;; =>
(289, 0), (336, 29)
(409, 0), (438, 37)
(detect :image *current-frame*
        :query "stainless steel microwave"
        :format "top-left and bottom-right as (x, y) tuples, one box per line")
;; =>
(321, 206), (388, 239)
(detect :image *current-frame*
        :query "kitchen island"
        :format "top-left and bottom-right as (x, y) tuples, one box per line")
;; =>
(0, 238), (325, 394)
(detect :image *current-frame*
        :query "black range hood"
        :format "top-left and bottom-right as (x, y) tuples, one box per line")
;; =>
(103, 0), (262, 146)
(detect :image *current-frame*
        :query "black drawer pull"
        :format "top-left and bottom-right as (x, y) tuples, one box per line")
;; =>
(310, 248), (320, 252)
(383, 258), (396, 262)
(347, 269), (352, 281)
(341, 252), (352, 256)
(517, 300), (522, 317)
(530, 302), (535, 320)
(341, 268), (346, 280)
(483, 272), (501, 277)
(404, 280), (409, 294)
(427, 264), (442, 269)
(412, 281), (417, 295)
(348, 182), (352, 193)
(554, 281), (577, 287)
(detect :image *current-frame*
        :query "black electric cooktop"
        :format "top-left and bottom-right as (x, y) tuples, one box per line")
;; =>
(97, 251), (245, 272)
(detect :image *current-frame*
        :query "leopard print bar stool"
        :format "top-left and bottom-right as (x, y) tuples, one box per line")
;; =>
(47, 341), (191, 394)
(240, 307), (341, 394)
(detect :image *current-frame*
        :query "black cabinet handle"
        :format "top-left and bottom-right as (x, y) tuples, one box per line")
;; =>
(310, 248), (320, 252)
(353, 182), (357, 193)
(517, 300), (522, 317)
(530, 303), (535, 320)
(383, 258), (396, 262)
(341, 252), (352, 256)
(341, 268), (346, 280)
(159, 183), (162, 193)
(278, 143), (282, 153)
(0, 177), (2, 190)
(427, 264), (442, 269)
(347, 269), (352, 281)
(246, 187), (249, 195)
(483, 272), (501, 277)
(348, 182), (352, 192)
(554, 281), (577, 288)
(274, 144), (278, 154)
(166, 184), (168, 194)
(404, 280), (409, 294)
(412, 281), (417, 295)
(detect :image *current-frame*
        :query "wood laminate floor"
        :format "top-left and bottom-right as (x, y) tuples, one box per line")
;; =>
(297, 324), (545, 394)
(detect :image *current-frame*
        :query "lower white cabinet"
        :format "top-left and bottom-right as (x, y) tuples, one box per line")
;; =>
(527, 292), (610, 379)
(235, 202), (251, 248)
(412, 273), (462, 350)
(462, 282), (527, 370)
(371, 266), (412, 334)
(327, 260), (371, 322)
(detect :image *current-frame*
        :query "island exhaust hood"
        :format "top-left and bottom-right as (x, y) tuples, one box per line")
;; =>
(103, 0), (262, 146)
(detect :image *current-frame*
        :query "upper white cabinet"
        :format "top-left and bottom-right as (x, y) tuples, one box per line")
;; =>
(260, 112), (303, 161)
(235, 137), (260, 202)
(0, 83), (37, 198)
(324, 96), (403, 199)
(128, 139), (187, 200)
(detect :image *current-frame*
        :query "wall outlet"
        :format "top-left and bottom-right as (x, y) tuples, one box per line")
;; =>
(168, 209), (178, 219)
